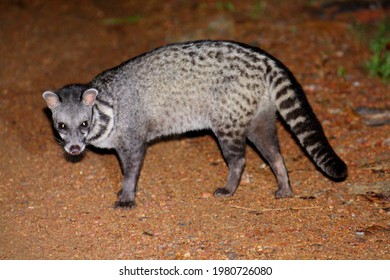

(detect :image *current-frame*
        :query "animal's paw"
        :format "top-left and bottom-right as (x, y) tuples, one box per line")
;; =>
(275, 188), (294, 198)
(213, 188), (233, 197)
(114, 200), (137, 209)
(116, 189), (136, 208)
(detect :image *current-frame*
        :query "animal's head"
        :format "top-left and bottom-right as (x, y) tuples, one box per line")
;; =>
(42, 84), (98, 155)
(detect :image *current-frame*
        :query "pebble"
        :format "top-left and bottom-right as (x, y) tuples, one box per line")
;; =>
(303, 84), (318, 91)
(328, 108), (342, 114)
(227, 251), (238, 260)
(201, 192), (213, 198)
(241, 170), (251, 184)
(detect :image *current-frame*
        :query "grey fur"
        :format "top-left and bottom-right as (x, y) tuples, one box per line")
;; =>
(42, 40), (347, 208)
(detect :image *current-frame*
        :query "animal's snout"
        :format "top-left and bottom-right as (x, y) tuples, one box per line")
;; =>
(69, 145), (82, 155)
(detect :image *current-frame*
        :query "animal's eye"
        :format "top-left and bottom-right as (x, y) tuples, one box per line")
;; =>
(81, 121), (88, 128)
(58, 122), (67, 130)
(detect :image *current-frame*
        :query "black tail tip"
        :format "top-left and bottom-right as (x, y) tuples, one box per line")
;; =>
(326, 159), (348, 181)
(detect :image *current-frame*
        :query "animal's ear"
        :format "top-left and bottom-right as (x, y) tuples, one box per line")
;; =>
(42, 91), (61, 110)
(82, 88), (98, 106)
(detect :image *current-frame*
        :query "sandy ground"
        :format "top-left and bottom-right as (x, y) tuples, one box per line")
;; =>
(0, 0), (389, 259)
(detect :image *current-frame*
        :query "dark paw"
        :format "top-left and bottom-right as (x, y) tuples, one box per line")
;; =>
(275, 188), (294, 198)
(213, 188), (233, 197)
(114, 200), (137, 209)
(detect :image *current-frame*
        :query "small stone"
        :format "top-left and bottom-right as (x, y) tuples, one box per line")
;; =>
(328, 108), (342, 114)
(303, 84), (318, 91)
(227, 251), (238, 260)
(353, 81), (360, 87)
(202, 192), (213, 198)
(241, 170), (251, 184)
(335, 50), (344, 57)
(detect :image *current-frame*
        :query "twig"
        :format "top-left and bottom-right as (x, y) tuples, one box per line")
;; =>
(230, 205), (323, 213)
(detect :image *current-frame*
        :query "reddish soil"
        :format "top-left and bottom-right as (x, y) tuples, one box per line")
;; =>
(0, 0), (389, 259)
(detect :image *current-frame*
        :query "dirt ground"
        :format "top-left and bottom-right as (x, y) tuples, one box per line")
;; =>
(0, 0), (389, 260)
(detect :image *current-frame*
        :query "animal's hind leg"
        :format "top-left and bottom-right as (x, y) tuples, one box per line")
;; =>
(248, 111), (293, 198)
(214, 136), (246, 197)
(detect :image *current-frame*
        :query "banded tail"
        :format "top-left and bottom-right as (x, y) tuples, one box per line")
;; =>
(270, 65), (347, 180)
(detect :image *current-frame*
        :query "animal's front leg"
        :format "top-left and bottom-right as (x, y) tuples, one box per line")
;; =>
(115, 142), (146, 209)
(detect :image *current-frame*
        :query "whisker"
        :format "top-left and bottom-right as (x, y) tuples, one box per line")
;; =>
(55, 136), (64, 147)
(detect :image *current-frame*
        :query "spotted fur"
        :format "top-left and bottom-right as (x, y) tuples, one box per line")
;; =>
(43, 40), (347, 208)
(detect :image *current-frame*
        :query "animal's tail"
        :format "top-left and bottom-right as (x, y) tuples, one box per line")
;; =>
(269, 62), (347, 180)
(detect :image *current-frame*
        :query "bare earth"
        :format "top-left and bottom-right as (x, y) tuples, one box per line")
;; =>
(0, 0), (389, 259)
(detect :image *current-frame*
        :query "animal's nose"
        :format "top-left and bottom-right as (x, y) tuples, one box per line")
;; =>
(69, 145), (81, 155)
